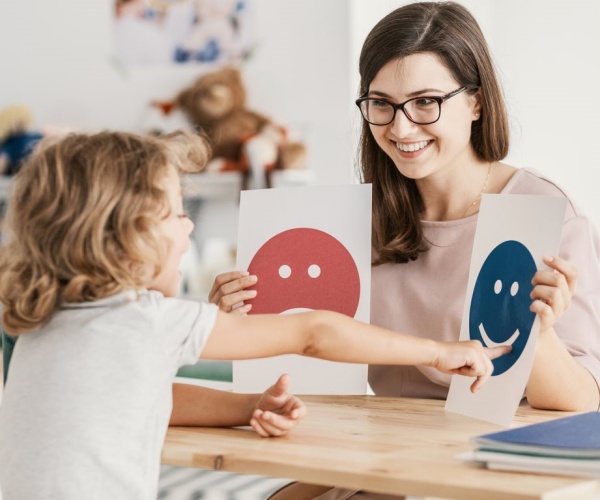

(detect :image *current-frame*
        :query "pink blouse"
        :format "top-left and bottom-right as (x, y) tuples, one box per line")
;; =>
(369, 168), (600, 399)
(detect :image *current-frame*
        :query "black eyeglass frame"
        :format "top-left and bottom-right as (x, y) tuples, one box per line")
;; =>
(355, 86), (478, 126)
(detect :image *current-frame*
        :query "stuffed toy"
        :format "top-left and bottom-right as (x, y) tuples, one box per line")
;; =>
(0, 105), (44, 176)
(174, 66), (306, 189)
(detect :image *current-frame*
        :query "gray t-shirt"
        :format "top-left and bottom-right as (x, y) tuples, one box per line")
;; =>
(0, 289), (218, 500)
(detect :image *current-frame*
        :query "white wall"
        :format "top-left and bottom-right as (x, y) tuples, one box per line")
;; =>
(349, 0), (600, 228)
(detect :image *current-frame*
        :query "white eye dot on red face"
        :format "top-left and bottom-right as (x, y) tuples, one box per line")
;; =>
(278, 264), (292, 279)
(510, 281), (519, 296)
(308, 264), (321, 278)
(494, 279), (502, 294)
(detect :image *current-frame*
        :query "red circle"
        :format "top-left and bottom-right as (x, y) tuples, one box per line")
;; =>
(247, 228), (360, 317)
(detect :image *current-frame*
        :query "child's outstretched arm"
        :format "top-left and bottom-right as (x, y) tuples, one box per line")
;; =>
(201, 310), (510, 392)
(170, 374), (306, 436)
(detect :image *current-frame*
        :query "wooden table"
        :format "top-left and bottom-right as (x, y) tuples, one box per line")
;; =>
(162, 396), (600, 500)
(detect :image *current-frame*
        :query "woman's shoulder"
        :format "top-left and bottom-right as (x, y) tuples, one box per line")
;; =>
(501, 167), (585, 218)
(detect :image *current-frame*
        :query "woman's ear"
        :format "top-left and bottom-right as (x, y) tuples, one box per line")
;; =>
(472, 89), (482, 121)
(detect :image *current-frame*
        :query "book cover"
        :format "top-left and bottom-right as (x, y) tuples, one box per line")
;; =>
(471, 411), (600, 458)
(459, 450), (600, 480)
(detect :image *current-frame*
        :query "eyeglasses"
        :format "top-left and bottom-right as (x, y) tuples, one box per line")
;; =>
(355, 86), (476, 126)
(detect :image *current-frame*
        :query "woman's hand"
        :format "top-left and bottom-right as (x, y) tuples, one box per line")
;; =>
(251, 374), (307, 437)
(432, 340), (511, 393)
(208, 271), (257, 314)
(530, 256), (577, 333)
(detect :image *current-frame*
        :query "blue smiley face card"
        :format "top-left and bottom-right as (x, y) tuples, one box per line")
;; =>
(446, 194), (567, 426)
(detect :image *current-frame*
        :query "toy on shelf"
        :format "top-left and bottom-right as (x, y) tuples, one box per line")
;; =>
(0, 105), (44, 177)
(158, 66), (307, 190)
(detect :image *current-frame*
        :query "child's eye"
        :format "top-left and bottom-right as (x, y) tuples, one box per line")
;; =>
(177, 212), (191, 220)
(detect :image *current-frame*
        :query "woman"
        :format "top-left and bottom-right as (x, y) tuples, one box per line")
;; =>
(210, 1), (600, 497)
(214, 1), (600, 414)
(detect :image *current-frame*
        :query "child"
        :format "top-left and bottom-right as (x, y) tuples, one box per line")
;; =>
(0, 130), (507, 499)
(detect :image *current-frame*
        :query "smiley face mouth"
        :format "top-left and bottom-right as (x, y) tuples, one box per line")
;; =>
(479, 323), (520, 348)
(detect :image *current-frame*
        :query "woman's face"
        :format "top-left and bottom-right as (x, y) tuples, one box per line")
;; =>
(366, 53), (480, 181)
(150, 165), (194, 297)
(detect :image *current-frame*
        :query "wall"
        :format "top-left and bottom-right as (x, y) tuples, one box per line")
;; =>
(349, 0), (600, 228)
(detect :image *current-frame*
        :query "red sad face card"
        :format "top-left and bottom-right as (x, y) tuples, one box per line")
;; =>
(234, 184), (372, 394)
(247, 227), (360, 317)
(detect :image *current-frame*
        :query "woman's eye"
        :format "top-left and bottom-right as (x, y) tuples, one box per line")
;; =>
(372, 99), (390, 109)
(413, 97), (437, 108)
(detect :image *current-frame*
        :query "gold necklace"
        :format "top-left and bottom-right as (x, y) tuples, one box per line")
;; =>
(463, 163), (492, 218)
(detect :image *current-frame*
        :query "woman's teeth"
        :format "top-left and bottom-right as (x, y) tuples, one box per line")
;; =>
(395, 140), (429, 152)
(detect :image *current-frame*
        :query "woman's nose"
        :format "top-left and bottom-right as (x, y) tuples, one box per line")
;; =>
(389, 108), (420, 136)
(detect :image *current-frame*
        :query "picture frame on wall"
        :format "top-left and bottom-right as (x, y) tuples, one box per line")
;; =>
(113, 0), (255, 66)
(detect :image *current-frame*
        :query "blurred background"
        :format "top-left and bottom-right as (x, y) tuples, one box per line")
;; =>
(1, 0), (598, 231)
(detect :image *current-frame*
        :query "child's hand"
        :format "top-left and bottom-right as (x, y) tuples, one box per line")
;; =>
(432, 341), (511, 393)
(250, 374), (307, 437)
(530, 255), (577, 333)
(208, 271), (257, 314)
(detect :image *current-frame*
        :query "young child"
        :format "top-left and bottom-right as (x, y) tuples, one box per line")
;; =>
(0, 130), (508, 500)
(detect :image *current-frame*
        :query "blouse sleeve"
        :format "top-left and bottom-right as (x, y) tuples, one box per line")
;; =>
(556, 213), (600, 396)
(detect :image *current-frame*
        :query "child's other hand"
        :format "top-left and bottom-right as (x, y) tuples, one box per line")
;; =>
(208, 271), (257, 314)
(251, 374), (307, 437)
(433, 341), (511, 393)
(530, 255), (577, 333)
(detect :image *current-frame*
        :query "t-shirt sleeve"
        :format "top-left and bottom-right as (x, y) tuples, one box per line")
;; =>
(153, 296), (219, 368)
(556, 214), (600, 396)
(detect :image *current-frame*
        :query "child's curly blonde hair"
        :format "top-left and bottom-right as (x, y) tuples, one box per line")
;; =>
(0, 130), (210, 334)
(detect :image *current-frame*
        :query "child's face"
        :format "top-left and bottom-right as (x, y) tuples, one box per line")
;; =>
(150, 165), (194, 297)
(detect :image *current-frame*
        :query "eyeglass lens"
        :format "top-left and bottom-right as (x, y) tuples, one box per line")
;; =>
(360, 97), (440, 125)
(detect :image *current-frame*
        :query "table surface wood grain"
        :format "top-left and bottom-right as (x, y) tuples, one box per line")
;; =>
(162, 395), (600, 500)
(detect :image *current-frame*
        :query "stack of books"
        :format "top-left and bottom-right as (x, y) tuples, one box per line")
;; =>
(463, 411), (600, 479)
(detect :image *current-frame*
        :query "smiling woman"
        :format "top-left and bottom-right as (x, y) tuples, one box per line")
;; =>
(210, 0), (600, 466)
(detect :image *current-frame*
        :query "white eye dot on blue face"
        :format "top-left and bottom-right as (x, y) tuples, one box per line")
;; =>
(308, 264), (321, 278)
(278, 265), (292, 279)
(494, 279), (502, 294)
(510, 281), (519, 296)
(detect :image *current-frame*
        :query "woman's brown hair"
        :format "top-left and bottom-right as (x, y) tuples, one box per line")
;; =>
(357, 1), (510, 265)
(0, 130), (209, 334)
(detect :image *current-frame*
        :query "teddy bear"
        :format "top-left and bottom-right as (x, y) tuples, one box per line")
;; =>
(174, 66), (306, 189)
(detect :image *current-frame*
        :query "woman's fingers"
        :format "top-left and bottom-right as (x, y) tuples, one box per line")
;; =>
(208, 271), (258, 312)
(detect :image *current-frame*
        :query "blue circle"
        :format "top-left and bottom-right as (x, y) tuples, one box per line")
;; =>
(469, 240), (537, 375)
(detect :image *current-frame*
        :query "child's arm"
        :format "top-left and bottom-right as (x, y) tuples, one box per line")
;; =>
(201, 310), (510, 392)
(170, 374), (305, 436)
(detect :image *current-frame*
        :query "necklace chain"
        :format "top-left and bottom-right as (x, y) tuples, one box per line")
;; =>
(463, 163), (492, 218)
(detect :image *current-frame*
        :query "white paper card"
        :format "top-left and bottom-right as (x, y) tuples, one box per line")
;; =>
(233, 184), (372, 394)
(445, 194), (567, 426)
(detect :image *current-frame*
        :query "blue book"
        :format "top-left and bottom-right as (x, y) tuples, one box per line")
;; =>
(471, 411), (600, 458)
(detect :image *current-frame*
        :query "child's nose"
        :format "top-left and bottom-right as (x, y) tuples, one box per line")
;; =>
(186, 217), (194, 234)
